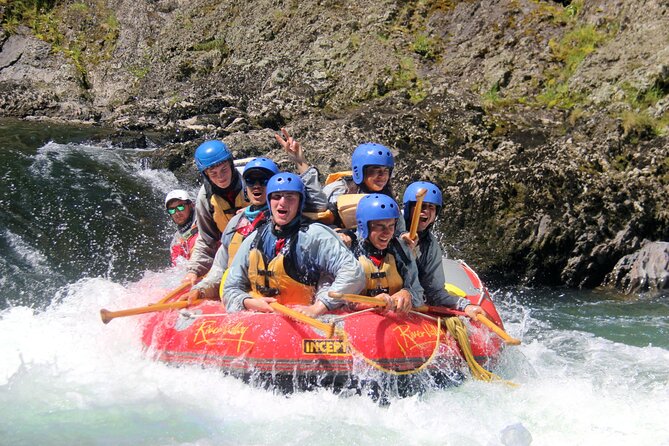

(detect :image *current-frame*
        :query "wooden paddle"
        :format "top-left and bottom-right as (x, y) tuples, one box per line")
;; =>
(328, 291), (387, 307)
(100, 299), (204, 324)
(414, 305), (520, 345)
(154, 281), (193, 305)
(408, 188), (427, 241)
(249, 294), (338, 338)
(442, 282), (521, 345)
(271, 302), (337, 338)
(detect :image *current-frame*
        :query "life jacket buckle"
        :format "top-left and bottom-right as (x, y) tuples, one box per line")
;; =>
(368, 287), (389, 296)
(370, 272), (387, 279)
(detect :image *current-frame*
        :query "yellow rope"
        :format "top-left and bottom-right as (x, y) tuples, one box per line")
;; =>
(341, 317), (443, 375)
(444, 317), (518, 387)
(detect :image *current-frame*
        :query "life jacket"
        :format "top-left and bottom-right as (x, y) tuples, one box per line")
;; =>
(302, 172), (357, 225)
(358, 252), (404, 296)
(226, 211), (268, 267)
(247, 226), (315, 305)
(210, 190), (248, 233)
(170, 223), (199, 266)
(324, 170), (354, 186)
(335, 193), (366, 229)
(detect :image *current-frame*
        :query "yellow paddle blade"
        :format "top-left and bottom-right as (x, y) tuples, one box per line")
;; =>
(445, 282), (467, 297)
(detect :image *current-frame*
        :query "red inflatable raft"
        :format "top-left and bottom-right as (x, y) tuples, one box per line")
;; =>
(141, 259), (509, 397)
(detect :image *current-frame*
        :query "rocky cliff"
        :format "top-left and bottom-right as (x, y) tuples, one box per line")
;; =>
(1, 0), (667, 293)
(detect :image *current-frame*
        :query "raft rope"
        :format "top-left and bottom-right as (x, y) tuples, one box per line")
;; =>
(442, 317), (518, 387)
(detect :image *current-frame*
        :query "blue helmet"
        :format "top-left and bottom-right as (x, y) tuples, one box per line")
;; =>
(194, 140), (233, 172)
(243, 157), (279, 180)
(402, 181), (443, 209)
(402, 181), (443, 229)
(266, 172), (306, 209)
(355, 194), (400, 239)
(351, 143), (394, 185)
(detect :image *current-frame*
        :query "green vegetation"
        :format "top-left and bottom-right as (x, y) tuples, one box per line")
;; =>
(482, 82), (501, 107)
(1, 0), (120, 88)
(537, 24), (608, 108)
(621, 110), (660, 142)
(618, 81), (669, 139)
(0, 0), (56, 31)
(192, 38), (229, 55)
(412, 33), (439, 60)
(128, 64), (150, 79)
(390, 57), (429, 104)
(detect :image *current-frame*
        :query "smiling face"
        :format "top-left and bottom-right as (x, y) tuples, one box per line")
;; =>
(269, 191), (300, 226)
(368, 218), (396, 250)
(417, 202), (437, 232)
(205, 161), (233, 189)
(362, 165), (390, 192)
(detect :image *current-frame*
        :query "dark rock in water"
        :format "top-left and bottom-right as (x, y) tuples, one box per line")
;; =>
(604, 241), (669, 294)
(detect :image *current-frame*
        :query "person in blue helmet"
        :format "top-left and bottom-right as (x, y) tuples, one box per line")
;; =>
(184, 140), (248, 284)
(350, 194), (424, 314)
(185, 157), (279, 302)
(401, 181), (484, 319)
(224, 172), (365, 317)
(322, 142), (406, 242)
(184, 138), (327, 285)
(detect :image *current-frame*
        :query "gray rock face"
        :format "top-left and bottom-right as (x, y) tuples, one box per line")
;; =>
(605, 241), (669, 294)
(1, 0), (667, 293)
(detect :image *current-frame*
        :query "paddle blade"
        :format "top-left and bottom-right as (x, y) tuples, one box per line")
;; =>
(100, 309), (112, 324)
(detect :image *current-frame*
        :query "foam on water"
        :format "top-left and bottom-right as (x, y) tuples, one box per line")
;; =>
(1, 274), (668, 446)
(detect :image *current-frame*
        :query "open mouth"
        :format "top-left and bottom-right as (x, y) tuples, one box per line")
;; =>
(276, 209), (289, 217)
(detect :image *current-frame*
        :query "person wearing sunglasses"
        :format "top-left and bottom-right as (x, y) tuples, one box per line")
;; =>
(165, 189), (198, 266)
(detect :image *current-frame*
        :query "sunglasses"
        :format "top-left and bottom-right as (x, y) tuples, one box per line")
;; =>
(167, 204), (186, 215)
(244, 177), (270, 187)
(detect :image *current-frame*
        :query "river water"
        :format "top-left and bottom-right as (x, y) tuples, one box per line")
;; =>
(0, 119), (667, 445)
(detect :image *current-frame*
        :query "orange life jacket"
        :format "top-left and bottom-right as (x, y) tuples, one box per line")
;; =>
(358, 252), (404, 296)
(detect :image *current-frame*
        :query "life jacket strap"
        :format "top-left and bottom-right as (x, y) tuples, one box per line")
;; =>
(257, 285), (280, 297)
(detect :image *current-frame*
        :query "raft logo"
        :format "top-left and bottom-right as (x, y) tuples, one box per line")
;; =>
(303, 339), (349, 356)
(393, 322), (440, 355)
(193, 320), (254, 353)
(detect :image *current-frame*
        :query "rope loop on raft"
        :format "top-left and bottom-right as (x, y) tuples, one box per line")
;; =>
(443, 317), (518, 387)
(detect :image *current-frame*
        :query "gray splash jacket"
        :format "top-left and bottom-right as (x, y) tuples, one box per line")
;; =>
(223, 220), (365, 313)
